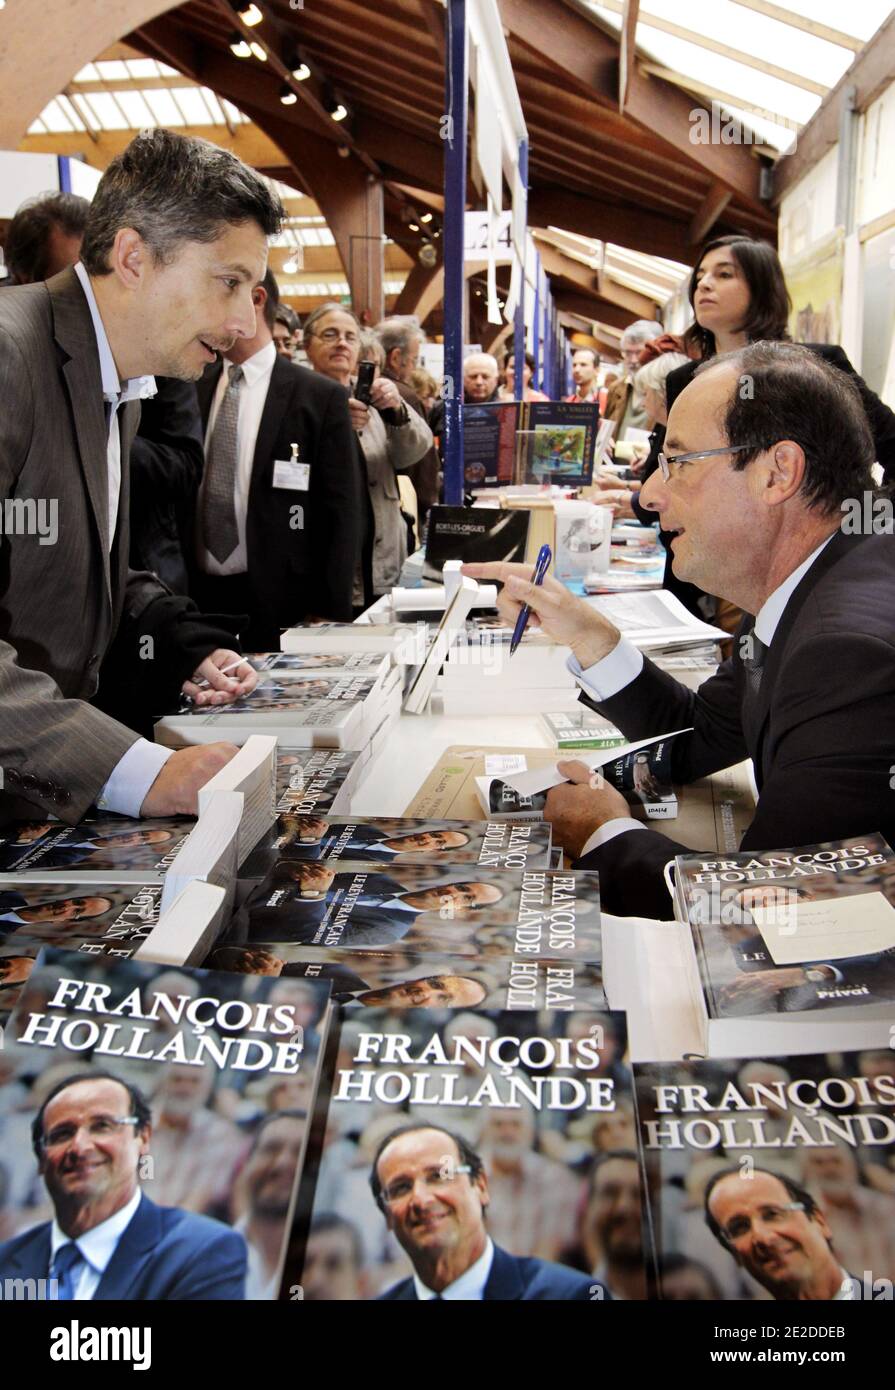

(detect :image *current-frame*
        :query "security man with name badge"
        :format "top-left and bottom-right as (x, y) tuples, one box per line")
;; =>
(193, 270), (362, 651)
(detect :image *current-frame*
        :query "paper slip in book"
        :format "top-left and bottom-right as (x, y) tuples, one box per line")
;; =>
(241, 813), (553, 878)
(286, 1005), (633, 1300)
(672, 833), (895, 1055)
(635, 1050), (895, 1301)
(493, 728), (693, 802)
(0, 950), (333, 1301)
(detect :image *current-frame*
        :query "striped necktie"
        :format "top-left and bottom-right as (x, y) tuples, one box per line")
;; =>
(203, 363), (244, 563)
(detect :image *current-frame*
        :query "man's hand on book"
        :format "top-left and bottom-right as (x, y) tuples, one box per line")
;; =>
(719, 968), (806, 1007)
(182, 649), (257, 708)
(461, 561), (622, 669)
(543, 759), (631, 858)
(140, 743), (241, 817)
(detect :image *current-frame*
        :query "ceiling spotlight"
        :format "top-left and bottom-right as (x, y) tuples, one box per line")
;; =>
(288, 50), (312, 81)
(229, 30), (252, 57)
(249, 40), (267, 60)
(433, 228), (441, 238)
(283, 256), (300, 275)
(322, 87), (349, 122)
(279, 84), (298, 105)
(235, 2), (263, 25)
(420, 212), (433, 224)
(408, 222), (420, 233)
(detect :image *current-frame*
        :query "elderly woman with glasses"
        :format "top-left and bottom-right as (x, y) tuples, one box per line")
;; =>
(304, 303), (433, 608)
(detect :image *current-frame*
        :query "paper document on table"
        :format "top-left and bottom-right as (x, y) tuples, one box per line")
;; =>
(499, 728), (693, 799)
(583, 590), (726, 647)
(756, 890), (895, 966)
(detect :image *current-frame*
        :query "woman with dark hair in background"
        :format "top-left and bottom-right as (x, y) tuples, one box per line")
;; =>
(633, 234), (895, 619)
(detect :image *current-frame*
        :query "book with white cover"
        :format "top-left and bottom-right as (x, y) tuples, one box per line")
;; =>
(154, 687), (366, 749)
(403, 575), (482, 714)
(248, 650), (391, 688)
(136, 878), (230, 965)
(280, 621), (412, 657)
(160, 789), (243, 915)
(196, 735), (276, 864)
(582, 589), (726, 650)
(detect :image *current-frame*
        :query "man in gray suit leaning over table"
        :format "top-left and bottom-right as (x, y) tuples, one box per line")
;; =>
(0, 130), (284, 827)
(466, 342), (895, 921)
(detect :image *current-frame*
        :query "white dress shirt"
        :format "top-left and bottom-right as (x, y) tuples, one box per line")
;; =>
(412, 1237), (495, 1300)
(197, 340), (277, 576)
(71, 265), (172, 818)
(569, 536), (836, 858)
(50, 1187), (142, 1300)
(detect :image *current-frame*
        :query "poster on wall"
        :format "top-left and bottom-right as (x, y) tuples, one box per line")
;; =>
(783, 228), (844, 345)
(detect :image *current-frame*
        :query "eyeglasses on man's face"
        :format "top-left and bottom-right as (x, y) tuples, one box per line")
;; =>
(657, 442), (756, 482)
(313, 327), (359, 346)
(381, 1163), (473, 1207)
(721, 1201), (806, 1245)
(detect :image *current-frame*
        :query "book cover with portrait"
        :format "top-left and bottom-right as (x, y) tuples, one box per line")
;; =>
(275, 747), (362, 816)
(0, 950), (332, 1300)
(673, 834), (895, 1053)
(634, 1049), (895, 1302)
(0, 815), (194, 878)
(241, 814), (554, 878)
(207, 941), (608, 1014)
(226, 862), (602, 966)
(287, 1005), (637, 1300)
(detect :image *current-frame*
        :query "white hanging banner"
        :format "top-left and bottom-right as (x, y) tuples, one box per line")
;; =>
(486, 194), (502, 325)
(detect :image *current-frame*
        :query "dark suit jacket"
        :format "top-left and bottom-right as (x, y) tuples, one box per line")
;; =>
(0, 269), (234, 820)
(0, 1193), (246, 1300)
(195, 356), (361, 642)
(0, 891), (27, 919)
(633, 343), (895, 613)
(129, 376), (204, 594)
(244, 867), (418, 946)
(576, 529), (895, 919)
(378, 1242), (603, 1300)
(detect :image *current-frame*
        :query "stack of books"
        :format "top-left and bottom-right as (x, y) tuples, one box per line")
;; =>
(155, 646), (404, 753)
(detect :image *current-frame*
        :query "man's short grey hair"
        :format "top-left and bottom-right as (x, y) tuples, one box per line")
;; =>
(620, 319), (664, 350)
(634, 351), (690, 396)
(377, 315), (425, 358)
(302, 301), (361, 348)
(80, 129), (284, 276)
(359, 329), (385, 367)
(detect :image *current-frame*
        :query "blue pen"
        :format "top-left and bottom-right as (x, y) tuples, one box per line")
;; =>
(509, 544), (552, 655)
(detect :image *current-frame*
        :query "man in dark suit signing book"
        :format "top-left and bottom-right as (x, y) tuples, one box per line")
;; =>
(372, 1125), (605, 1300)
(466, 342), (895, 920)
(0, 129), (284, 828)
(0, 1073), (246, 1299)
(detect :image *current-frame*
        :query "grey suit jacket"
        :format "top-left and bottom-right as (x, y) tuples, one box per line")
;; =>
(0, 268), (176, 821)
